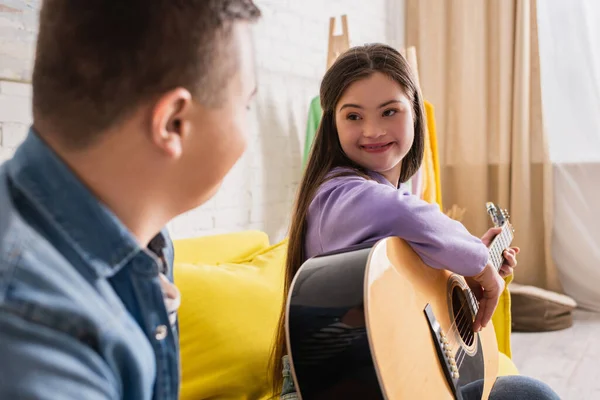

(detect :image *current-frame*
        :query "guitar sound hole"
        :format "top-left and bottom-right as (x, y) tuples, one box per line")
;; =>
(451, 287), (475, 348)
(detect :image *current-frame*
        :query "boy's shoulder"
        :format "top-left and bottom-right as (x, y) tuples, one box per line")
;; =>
(0, 164), (124, 342)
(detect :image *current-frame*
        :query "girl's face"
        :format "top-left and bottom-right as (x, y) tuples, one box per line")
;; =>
(335, 72), (415, 186)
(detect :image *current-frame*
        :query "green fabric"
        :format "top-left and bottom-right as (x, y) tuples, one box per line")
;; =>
(300, 94), (412, 193)
(303, 96), (322, 168)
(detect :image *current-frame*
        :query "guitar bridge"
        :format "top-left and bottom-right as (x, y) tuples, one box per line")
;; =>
(424, 304), (462, 400)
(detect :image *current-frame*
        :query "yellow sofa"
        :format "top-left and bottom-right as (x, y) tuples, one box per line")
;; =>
(173, 231), (518, 400)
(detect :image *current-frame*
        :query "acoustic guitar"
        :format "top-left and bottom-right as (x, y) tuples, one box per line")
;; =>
(285, 202), (514, 399)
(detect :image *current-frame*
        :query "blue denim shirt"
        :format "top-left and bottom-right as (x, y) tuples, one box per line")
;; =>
(0, 129), (180, 399)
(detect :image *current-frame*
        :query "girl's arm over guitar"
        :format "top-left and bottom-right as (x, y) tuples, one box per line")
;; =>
(305, 171), (489, 277)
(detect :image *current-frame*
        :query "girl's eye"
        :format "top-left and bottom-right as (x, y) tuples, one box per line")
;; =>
(383, 109), (398, 117)
(347, 113), (361, 121)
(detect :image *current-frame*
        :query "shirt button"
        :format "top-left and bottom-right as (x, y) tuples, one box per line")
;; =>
(155, 325), (168, 341)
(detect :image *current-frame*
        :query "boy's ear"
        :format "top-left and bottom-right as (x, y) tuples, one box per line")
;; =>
(151, 88), (193, 159)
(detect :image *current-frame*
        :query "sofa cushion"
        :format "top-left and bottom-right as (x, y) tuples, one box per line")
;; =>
(173, 230), (270, 265)
(498, 352), (519, 376)
(175, 238), (286, 400)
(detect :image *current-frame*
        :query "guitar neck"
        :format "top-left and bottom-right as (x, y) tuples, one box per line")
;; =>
(488, 223), (514, 272)
(466, 223), (514, 316)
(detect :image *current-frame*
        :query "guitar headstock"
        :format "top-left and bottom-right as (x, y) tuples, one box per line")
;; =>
(485, 202), (513, 232)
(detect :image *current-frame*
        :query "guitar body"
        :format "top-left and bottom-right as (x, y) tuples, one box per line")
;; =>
(285, 203), (512, 400)
(365, 237), (498, 399)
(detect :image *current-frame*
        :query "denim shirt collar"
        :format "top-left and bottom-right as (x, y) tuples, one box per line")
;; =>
(7, 128), (156, 278)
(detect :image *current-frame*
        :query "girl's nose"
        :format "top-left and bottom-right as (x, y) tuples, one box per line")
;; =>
(363, 123), (385, 138)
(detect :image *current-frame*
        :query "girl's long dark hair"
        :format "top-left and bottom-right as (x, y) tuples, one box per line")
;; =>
(269, 43), (426, 395)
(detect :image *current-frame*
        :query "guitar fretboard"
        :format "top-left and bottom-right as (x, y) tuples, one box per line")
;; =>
(489, 223), (514, 272)
(466, 223), (514, 314)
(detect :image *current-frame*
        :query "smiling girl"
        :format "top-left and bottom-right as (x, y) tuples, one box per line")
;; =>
(272, 44), (558, 400)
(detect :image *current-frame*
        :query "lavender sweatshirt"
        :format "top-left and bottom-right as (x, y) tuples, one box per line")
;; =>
(304, 168), (489, 277)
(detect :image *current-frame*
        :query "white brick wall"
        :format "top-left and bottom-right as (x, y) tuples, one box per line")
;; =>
(0, 81), (31, 163)
(0, 0), (405, 242)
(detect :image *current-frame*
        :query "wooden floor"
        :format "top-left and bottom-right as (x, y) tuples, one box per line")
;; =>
(511, 309), (600, 399)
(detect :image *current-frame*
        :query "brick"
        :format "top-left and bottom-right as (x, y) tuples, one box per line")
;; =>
(0, 94), (32, 124)
(0, 148), (14, 164)
(1, 122), (28, 148)
(213, 208), (251, 229)
(0, 81), (32, 97)
(249, 206), (265, 224)
(213, 186), (252, 209)
(169, 208), (215, 239)
(249, 202), (290, 225)
(187, 208), (217, 230)
(250, 186), (289, 207)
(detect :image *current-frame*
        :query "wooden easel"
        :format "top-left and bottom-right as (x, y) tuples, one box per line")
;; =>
(327, 15), (350, 69)
(325, 17), (419, 84)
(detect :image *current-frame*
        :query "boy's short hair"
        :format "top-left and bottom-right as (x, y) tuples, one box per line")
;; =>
(32, 0), (260, 148)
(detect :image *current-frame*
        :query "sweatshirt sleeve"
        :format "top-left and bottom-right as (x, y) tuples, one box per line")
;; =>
(312, 176), (489, 276)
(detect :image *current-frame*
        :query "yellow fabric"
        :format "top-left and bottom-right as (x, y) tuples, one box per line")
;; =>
(492, 274), (514, 358)
(421, 117), (436, 204)
(498, 352), (520, 376)
(174, 233), (286, 400)
(173, 230), (270, 265)
(421, 101), (441, 208)
(424, 101), (443, 208)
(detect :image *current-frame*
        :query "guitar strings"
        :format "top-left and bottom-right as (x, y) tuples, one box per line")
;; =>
(442, 231), (513, 372)
(448, 287), (494, 367)
(445, 228), (511, 343)
(445, 268), (504, 365)
(446, 300), (473, 364)
(442, 300), (477, 371)
(444, 290), (478, 348)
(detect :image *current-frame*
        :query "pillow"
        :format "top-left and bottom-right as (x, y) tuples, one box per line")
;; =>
(509, 282), (577, 332)
(176, 239), (287, 400)
(498, 352), (519, 376)
(173, 230), (270, 266)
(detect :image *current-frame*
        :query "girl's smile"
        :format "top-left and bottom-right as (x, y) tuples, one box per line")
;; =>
(360, 141), (396, 153)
